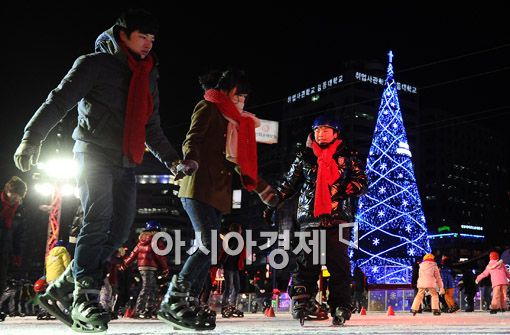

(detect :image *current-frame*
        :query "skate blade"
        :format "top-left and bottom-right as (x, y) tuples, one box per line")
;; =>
(71, 319), (108, 334)
(38, 295), (73, 327)
(157, 314), (215, 331)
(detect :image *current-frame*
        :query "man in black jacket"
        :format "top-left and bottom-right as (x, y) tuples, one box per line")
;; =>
(265, 114), (367, 326)
(13, 9), (180, 333)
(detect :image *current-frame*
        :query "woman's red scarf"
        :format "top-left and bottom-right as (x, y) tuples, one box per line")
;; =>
(311, 139), (341, 217)
(204, 89), (258, 191)
(120, 43), (154, 164)
(1, 192), (19, 230)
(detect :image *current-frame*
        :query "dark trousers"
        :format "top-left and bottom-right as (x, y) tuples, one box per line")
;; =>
(0, 228), (13, 294)
(136, 270), (158, 313)
(73, 153), (136, 287)
(222, 269), (240, 306)
(292, 226), (351, 312)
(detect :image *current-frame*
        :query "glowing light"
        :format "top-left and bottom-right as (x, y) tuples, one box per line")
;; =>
(38, 158), (78, 180)
(352, 51), (430, 284)
(34, 182), (54, 196)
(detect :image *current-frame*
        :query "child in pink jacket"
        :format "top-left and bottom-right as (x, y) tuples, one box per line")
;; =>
(410, 253), (444, 315)
(475, 251), (510, 314)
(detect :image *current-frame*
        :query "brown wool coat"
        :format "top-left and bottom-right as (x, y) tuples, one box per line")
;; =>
(178, 100), (236, 214)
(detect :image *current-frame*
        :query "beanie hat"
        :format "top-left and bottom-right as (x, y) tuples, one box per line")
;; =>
(423, 253), (435, 261)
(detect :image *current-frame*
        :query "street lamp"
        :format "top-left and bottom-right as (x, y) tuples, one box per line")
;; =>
(34, 158), (79, 257)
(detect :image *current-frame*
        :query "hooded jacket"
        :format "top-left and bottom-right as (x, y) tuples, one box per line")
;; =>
(476, 259), (510, 288)
(22, 25), (178, 167)
(45, 246), (71, 282)
(275, 137), (367, 230)
(417, 260), (444, 289)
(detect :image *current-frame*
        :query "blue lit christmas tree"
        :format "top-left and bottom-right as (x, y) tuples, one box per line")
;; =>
(353, 51), (430, 284)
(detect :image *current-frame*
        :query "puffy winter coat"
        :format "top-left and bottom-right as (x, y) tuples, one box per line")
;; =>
(476, 259), (510, 288)
(417, 260), (444, 289)
(45, 246), (71, 282)
(276, 138), (367, 230)
(123, 232), (169, 272)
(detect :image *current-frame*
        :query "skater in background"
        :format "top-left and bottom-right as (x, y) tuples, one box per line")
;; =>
(120, 220), (169, 318)
(249, 274), (273, 314)
(475, 251), (510, 314)
(0, 176), (28, 295)
(352, 266), (368, 313)
(218, 222), (245, 318)
(440, 256), (459, 313)
(410, 253), (444, 316)
(100, 246), (125, 319)
(45, 240), (72, 284)
(479, 275), (492, 311)
(458, 267), (477, 312)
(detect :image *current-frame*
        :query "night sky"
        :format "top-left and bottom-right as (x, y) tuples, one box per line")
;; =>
(1, 1), (509, 180)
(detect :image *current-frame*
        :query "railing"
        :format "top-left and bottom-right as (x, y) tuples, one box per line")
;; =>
(207, 287), (490, 312)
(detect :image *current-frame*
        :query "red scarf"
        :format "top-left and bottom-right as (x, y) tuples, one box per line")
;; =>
(311, 139), (341, 217)
(204, 89), (258, 191)
(120, 43), (155, 164)
(1, 192), (19, 230)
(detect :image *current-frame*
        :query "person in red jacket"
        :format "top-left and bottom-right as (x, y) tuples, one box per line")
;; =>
(119, 220), (169, 318)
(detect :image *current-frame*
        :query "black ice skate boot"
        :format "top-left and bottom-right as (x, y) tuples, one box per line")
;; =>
(221, 304), (233, 318)
(290, 286), (311, 326)
(332, 306), (352, 326)
(306, 297), (329, 321)
(37, 262), (75, 327)
(188, 296), (217, 325)
(0, 311), (6, 321)
(230, 304), (244, 317)
(250, 300), (259, 313)
(158, 275), (215, 331)
(71, 277), (111, 333)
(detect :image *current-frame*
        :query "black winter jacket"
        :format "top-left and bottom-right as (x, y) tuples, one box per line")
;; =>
(276, 139), (367, 230)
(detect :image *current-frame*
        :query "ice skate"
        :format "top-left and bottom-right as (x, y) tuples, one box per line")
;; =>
(221, 304), (234, 318)
(332, 306), (352, 326)
(290, 286), (310, 326)
(71, 277), (110, 333)
(37, 263), (75, 327)
(305, 299), (329, 321)
(157, 275), (215, 331)
(229, 304), (244, 317)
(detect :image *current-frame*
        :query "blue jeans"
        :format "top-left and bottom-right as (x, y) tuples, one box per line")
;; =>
(178, 198), (221, 297)
(73, 153), (136, 287)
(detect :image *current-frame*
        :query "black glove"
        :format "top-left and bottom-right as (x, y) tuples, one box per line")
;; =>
(174, 159), (199, 181)
(14, 140), (41, 172)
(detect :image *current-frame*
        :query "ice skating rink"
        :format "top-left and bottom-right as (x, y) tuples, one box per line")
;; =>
(1, 311), (509, 334)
